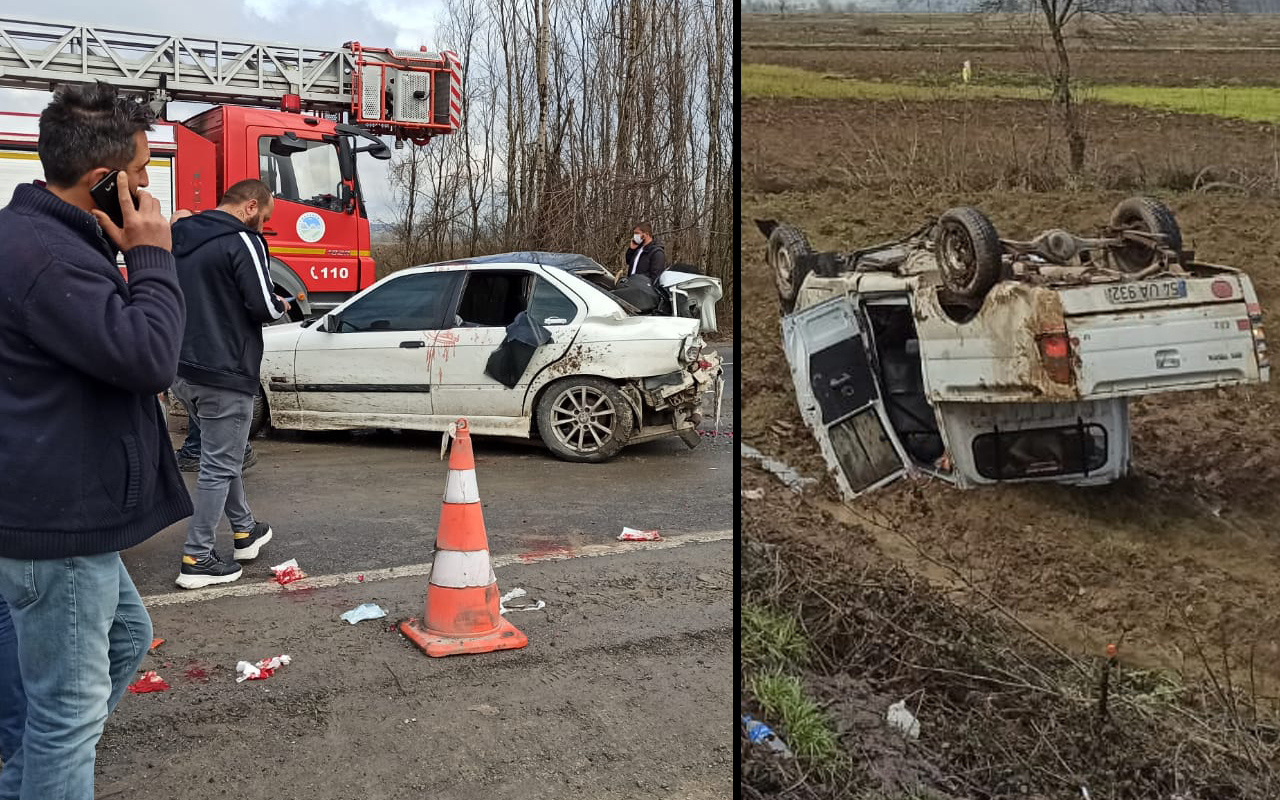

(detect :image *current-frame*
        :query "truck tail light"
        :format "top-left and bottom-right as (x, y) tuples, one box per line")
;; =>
(1242, 302), (1269, 369)
(1036, 331), (1073, 384)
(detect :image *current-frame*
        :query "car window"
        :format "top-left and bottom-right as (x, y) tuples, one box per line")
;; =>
(971, 424), (1108, 480)
(336, 272), (458, 332)
(557, 271), (635, 316)
(259, 137), (345, 213)
(454, 270), (534, 327)
(527, 277), (579, 325)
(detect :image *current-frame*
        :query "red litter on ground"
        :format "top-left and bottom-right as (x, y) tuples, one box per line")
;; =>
(128, 671), (170, 694)
(270, 558), (307, 585)
(149, 638), (164, 651)
(618, 527), (663, 542)
(236, 654), (292, 683)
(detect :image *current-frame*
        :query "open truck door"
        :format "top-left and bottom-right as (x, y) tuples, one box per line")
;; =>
(782, 295), (908, 498)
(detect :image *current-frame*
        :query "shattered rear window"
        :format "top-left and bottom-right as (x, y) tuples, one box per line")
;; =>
(972, 423), (1108, 480)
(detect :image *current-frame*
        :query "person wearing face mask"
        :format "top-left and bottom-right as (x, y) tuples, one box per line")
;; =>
(169, 179), (289, 588)
(624, 222), (667, 284)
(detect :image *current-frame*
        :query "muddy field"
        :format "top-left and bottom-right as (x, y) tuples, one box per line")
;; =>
(741, 38), (1280, 795)
(743, 13), (1280, 85)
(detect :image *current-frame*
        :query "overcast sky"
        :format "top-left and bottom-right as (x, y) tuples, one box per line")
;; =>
(1, 0), (449, 220)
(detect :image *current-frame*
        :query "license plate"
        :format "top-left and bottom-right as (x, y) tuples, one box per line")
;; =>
(1105, 279), (1187, 305)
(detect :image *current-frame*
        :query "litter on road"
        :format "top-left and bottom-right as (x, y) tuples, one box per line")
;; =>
(886, 700), (921, 739)
(618, 527), (663, 541)
(740, 445), (817, 493)
(127, 671), (171, 694)
(499, 587), (546, 615)
(148, 637), (165, 651)
(741, 488), (765, 501)
(340, 603), (388, 624)
(270, 558), (307, 585)
(236, 654), (292, 683)
(741, 714), (791, 757)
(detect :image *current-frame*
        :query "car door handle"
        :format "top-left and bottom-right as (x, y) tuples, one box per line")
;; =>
(400, 340), (425, 348)
(262, 228), (279, 237)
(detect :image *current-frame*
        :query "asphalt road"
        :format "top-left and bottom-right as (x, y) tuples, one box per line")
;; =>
(125, 344), (735, 598)
(84, 345), (735, 799)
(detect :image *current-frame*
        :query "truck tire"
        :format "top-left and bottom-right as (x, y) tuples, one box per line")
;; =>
(536, 377), (635, 463)
(249, 387), (268, 438)
(934, 207), (1003, 302)
(768, 223), (814, 314)
(1109, 196), (1182, 273)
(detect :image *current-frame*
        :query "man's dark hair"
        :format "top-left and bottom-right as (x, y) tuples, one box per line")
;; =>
(636, 222), (653, 235)
(219, 179), (274, 208)
(37, 82), (154, 188)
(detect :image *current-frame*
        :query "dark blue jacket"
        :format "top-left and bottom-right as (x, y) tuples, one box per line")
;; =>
(172, 210), (285, 396)
(0, 183), (193, 559)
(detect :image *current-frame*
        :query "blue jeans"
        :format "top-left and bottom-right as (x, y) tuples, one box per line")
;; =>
(0, 597), (23, 763)
(0, 553), (151, 800)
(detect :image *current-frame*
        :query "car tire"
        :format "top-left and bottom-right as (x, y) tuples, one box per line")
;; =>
(1109, 196), (1182, 273)
(767, 223), (814, 315)
(249, 387), (268, 439)
(934, 207), (1003, 302)
(536, 377), (634, 463)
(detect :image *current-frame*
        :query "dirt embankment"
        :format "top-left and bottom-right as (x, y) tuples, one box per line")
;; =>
(742, 88), (1280, 796)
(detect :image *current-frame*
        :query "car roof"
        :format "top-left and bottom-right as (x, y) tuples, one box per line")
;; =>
(424, 251), (609, 274)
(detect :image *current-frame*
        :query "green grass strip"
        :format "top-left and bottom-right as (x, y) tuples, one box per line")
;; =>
(749, 671), (844, 774)
(743, 62), (1280, 123)
(741, 602), (810, 672)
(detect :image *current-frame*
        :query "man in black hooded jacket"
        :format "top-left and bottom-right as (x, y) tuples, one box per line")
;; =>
(170, 179), (287, 588)
(624, 222), (667, 283)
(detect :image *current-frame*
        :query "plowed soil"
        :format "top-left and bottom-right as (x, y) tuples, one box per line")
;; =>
(742, 87), (1280, 793)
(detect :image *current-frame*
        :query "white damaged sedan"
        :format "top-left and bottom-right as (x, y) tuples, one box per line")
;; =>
(254, 257), (724, 462)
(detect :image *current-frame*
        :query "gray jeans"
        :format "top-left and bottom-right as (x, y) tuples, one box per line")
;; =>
(171, 377), (256, 558)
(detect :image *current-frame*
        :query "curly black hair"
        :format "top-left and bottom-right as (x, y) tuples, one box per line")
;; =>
(37, 81), (155, 188)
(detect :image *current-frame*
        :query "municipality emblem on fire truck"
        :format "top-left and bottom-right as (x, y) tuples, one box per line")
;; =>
(296, 212), (325, 243)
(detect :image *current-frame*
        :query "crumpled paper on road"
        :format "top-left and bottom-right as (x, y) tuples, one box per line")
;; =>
(499, 587), (545, 615)
(617, 527), (662, 542)
(127, 670), (170, 694)
(236, 654), (292, 683)
(270, 558), (307, 585)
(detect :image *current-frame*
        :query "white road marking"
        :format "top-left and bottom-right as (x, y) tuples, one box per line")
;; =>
(141, 529), (734, 607)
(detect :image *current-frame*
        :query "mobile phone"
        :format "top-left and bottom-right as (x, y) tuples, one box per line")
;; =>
(89, 170), (139, 229)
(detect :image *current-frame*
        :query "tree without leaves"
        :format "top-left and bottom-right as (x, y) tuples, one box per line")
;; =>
(381, 0), (732, 316)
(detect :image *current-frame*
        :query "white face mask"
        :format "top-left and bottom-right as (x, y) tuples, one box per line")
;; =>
(633, 233), (644, 244)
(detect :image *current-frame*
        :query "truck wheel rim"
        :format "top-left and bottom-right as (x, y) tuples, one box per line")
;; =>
(551, 386), (616, 453)
(775, 246), (794, 294)
(940, 222), (977, 285)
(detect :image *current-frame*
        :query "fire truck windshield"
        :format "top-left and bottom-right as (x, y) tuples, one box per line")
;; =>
(258, 137), (345, 213)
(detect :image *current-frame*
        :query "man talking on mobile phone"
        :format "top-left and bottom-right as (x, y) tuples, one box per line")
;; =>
(0, 81), (191, 799)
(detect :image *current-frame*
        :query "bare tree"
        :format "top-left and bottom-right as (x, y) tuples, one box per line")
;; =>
(379, 0), (733, 315)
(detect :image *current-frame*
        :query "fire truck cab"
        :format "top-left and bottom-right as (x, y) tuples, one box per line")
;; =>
(0, 15), (462, 316)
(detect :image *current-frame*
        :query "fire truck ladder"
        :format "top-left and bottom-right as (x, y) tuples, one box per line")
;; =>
(0, 16), (462, 139)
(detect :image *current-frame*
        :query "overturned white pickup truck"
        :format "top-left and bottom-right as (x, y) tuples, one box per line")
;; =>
(760, 197), (1270, 498)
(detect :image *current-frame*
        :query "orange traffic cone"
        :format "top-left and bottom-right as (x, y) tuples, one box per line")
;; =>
(399, 418), (528, 657)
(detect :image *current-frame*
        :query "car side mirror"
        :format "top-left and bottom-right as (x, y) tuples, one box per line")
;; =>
(321, 314), (341, 333)
(354, 140), (392, 161)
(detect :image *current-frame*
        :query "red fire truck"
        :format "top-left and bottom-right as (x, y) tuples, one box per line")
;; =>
(0, 16), (461, 316)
